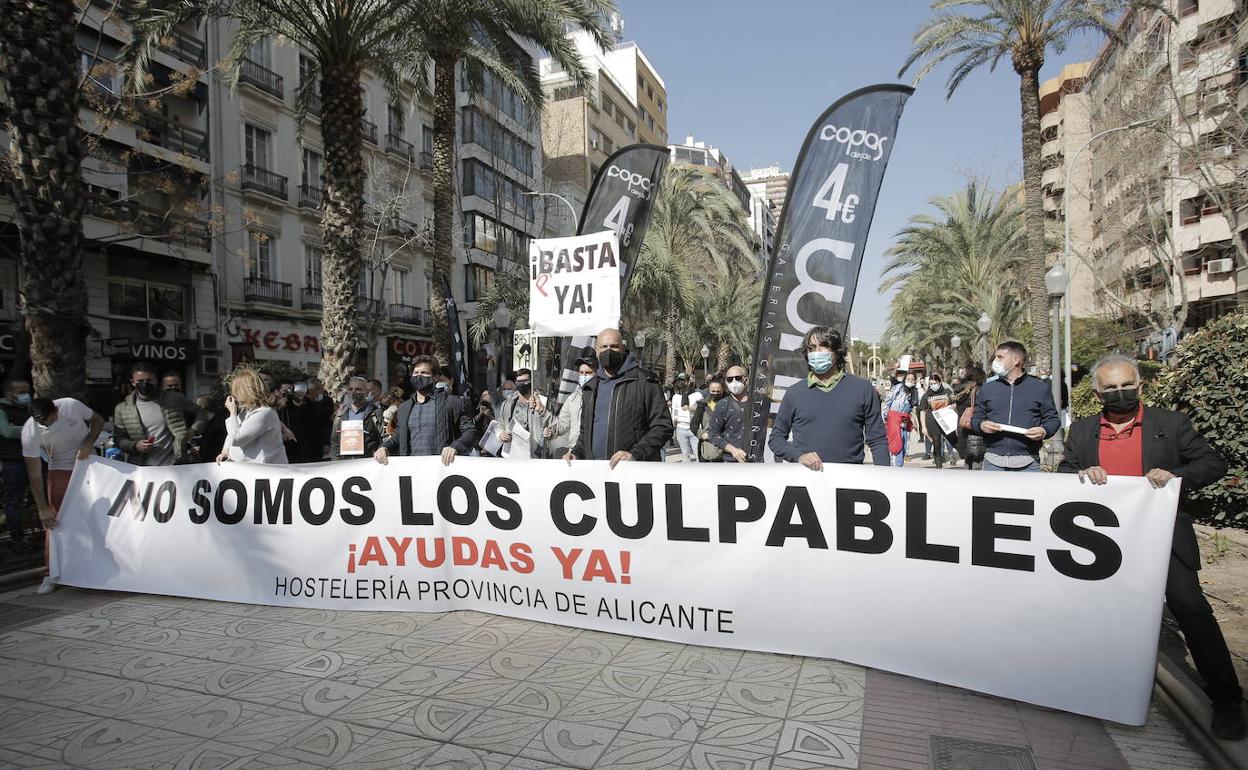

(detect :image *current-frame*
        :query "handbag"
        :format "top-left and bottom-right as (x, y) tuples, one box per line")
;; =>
(959, 385), (978, 431)
(697, 409), (723, 462)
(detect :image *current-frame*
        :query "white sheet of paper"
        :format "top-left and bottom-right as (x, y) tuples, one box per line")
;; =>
(503, 421), (531, 460)
(481, 420), (503, 456)
(932, 406), (960, 436)
(997, 423), (1032, 436)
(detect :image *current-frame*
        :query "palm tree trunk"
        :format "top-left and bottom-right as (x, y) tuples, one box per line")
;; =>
(429, 51), (458, 367)
(1017, 62), (1051, 371)
(663, 307), (677, 384)
(716, 339), (729, 373)
(0, 0), (88, 399)
(317, 58), (366, 396)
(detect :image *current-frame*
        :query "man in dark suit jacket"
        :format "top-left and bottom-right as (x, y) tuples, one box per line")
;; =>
(1060, 354), (1243, 740)
(374, 356), (476, 466)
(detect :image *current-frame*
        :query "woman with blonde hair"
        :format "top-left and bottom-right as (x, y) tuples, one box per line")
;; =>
(217, 369), (288, 464)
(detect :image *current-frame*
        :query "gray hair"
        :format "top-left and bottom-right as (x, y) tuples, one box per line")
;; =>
(347, 376), (370, 388)
(1090, 354), (1141, 392)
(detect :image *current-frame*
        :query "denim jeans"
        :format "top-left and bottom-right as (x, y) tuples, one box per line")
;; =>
(1, 460), (29, 541)
(675, 426), (698, 462)
(890, 428), (910, 467)
(982, 458), (1041, 472)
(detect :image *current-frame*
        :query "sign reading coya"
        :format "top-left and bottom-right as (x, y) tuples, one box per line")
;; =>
(528, 231), (622, 337)
(54, 456), (1177, 725)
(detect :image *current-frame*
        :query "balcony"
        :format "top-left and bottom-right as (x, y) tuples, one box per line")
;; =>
(363, 120), (379, 146)
(298, 183), (324, 209)
(158, 29), (206, 67)
(383, 215), (419, 237)
(239, 58), (284, 99)
(356, 296), (383, 315)
(245, 277), (293, 306)
(389, 304), (429, 326)
(420, 151), (433, 170)
(240, 164), (288, 200)
(385, 133), (415, 161)
(301, 287), (323, 310)
(137, 112), (209, 161)
(307, 92), (322, 117)
(133, 206), (211, 251)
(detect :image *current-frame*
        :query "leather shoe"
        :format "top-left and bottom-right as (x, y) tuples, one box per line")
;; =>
(1212, 703), (1247, 740)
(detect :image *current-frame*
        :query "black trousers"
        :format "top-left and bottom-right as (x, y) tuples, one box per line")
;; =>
(1167, 552), (1243, 707)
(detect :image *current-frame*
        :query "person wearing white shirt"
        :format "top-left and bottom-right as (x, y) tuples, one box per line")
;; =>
(219, 369), (288, 464)
(21, 396), (104, 595)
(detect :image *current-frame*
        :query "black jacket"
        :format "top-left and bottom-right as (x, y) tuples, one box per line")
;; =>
(1058, 407), (1227, 571)
(383, 391), (477, 457)
(572, 365), (673, 461)
(331, 402), (385, 460)
(707, 397), (748, 461)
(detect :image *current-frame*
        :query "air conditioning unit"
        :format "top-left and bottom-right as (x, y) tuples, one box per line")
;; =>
(200, 355), (221, 375)
(1207, 257), (1234, 274)
(148, 320), (184, 341)
(198, 331), (221, 352)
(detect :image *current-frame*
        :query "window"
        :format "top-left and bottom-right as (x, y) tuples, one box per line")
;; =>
(80, 51), (119, 95)
(647, 115), (655, 131)
(247, 37), (271, 66)
(465, 264), (494, 302)
(248, 231), (274, 280)
(461, 107), (534, 175)
(301, 148), (322, 188)
(647, 84), (653, 100)
(552, 84), (583, 101)
(603, 99), (614, 117)
(422, 126), (433, 156)
(626, 120), (636, 138)
(388, 102), (405, 138)
(463, 212), (528, 262)
(461, 160), (535, 220)
(304, 244), (323, 290)
(108, 280), (186, 322)
(658, 97), (665, 113)
(298, 54), (315, 89)
(393, 267), (410, 304)
(244, 124), (272, 169)
(589, 127), (602, 151)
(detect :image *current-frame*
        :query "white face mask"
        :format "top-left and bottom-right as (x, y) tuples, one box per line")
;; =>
(727, 380), (745, 396)
(577, 374), (593, 387)
(991, 359), (1009, 377)
(929, 383), (940, 392)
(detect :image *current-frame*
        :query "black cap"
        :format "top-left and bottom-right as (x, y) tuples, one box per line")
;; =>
(574, 347), (598, 368)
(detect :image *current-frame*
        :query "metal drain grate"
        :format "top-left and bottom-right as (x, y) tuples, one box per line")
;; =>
(930, 735), (1038, 770)
(0, 602), (62, 630)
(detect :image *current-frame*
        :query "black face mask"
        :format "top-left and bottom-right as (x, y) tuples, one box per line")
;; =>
(516, 382), (532, 395)
(1099, 387), (1140, 414)
(709, 392), (724, 402)
(410, 375), (434, 393)
(134, 381), (156, 398)
(599, 349), (626, 371)
(350, 391), (366, 405)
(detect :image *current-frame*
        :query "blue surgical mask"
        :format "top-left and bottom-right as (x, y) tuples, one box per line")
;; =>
(14, 393), (30, 406)
(991, 360), (1009, 378)
(435, 381), (448, 391)
(807, 352), (834, 374)
(577, 374), (593, 387)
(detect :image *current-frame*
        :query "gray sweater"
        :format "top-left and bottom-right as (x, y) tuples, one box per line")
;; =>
(768, 373), (889, 465)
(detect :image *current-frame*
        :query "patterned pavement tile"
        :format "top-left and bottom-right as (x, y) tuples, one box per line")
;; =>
(595, 667), (663, 700)
(623, 700), (707, 741)
(275, 718), (376, 767)
(668, 648), (742, 681)
(385, 696), (485, 742)
(774, 719), (860, 769)
(454, 708), (549, 755)
(483, 648), (555, 680)
(297, 678), (371, 717)
(60, 716), (155, 767)
(558, 686), (645, 730)
(717, 681), (794, 719)
(328, 689), (423, 731)
(340, 731), (441, 769)
(529, 660), (607, 689)
(731, 652), (802, 687)
(518, 719), (617, 769)
(433, 670), (516, 708)
(684, 742), (773, 770)
(378, 662), (464, 696)
(87, 727), (205, 770)
(422, 742), (514, 770)
(596, 730), (692, 769)
(697, 710), (786, 756)
(494, 680), (580, 719)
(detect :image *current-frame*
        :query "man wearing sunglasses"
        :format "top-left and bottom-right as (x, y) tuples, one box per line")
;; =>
(706, 366), (751, 463)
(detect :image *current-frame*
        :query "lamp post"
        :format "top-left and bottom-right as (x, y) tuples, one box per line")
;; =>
(1044, 264), (1069, 423)
(634, 331), (647, 369)
(976, 312), (992, 371)
(492, 303), (512, 389)
(522, 191), (580, 234)
(700, 344), (710, 381)
(950, 334), (962, 374)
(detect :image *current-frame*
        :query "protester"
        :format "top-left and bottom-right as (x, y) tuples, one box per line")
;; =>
(708, 373), (753, 463)
(0, 379), (33, 552)
(971, 342), (1060, 472)
(287, 381), (328, 462)
(497, 378), (517, 406)
(161, 372), (184, 394)
(331, 376), (385, 460)
(565, 328), (673, 467)
(375, 356), (476, 466)
(367, 379), (385, 405)
(670, 376), (699, 462)
(1059, 354), (1245, 740)
(917, 373), (956, 469)
(219, 369), (288, 464)
(883, 371), (918, 466)
(305, 377), (334, 457)
(548, 351), (595, 458)
(111, 362), (205, 466)
(21, 396), (104, 594)
(474, 391), (497, 456)
(691, 375), (722, 462)
(496, 368), (554, 458)
(956, 364), (986, 469)
(769, 326), (889, 469)
(258, 371), (275, 391)
(196, 395), (227, 464)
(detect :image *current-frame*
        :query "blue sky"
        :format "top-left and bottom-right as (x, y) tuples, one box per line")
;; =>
(623, 0), (1103, 342)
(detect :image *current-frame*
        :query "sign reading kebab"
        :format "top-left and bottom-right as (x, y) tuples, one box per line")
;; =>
(747, 84), (913, 461)
(528, 231), (623, 337)
(57, 456), (1176, 726)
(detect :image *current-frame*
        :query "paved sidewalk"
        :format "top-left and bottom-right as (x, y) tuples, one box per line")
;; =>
(0, 585), (1208, 769)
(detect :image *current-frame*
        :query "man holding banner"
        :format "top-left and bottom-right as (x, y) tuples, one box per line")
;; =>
(769, 326), (889, 470)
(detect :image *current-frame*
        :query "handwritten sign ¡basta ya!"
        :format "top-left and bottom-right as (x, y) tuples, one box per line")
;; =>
(528, 231), (621, 337)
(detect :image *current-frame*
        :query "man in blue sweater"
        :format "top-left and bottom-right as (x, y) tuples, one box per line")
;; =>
(971, 341), (1060, 472)
(768, 326), (889, 469)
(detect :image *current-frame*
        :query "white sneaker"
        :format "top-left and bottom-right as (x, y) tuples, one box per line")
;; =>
(35, 577), (56, 595)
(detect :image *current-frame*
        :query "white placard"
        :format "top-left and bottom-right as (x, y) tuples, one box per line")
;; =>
(54, 456), (1178, 725)
(932, 406), (960, 436)
(339, 420), (365, 456)
(898, 355), (912, 372)
(480, 420), (503, 457)
(501, 421), (531, 460)
(528, 231), (622, 336)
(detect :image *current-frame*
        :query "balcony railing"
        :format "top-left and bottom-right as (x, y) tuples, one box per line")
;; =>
(386, 133), (415, 160)
(137, 112), (209, 161)
(158, 29), (206, 67)
(133, 206), (211, 252)
(356, 296), (383, 315)
(389, 304), (429, 326)
(301, 287), (323, 310)
(245, 277), (293, 306)
(240, 163), (288, 199)
(363, 120), (379, 145)
(239, 58), (284, 99)
(420, 151), (433, 170)
(298, 183), (324, 209)
(383, 215), (419, 237)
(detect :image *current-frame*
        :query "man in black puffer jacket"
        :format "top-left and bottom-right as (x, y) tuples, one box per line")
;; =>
(565, 328), (673, 466)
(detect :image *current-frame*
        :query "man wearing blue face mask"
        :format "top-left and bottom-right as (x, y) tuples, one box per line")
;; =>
(0, 378), (34, 551)
(768, 326), (889, 470)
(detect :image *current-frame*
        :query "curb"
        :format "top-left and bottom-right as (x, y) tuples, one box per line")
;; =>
(1156, 653), (1248, 769)
(0, 567), (44, 592)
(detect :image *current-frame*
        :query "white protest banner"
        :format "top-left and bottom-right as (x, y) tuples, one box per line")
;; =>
(528, 231), (621, 336)
(54, 456), (1177, 725)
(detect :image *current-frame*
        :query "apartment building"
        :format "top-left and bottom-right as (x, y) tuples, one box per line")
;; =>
(668, 135), (752, 211)
(742, 165), (791, 227)
(0, 8), (545, 408)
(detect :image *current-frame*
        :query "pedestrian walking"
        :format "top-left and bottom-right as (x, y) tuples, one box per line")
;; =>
(219, 369), (288, 464)
(564, 328), (673, 467)
(956, 365), (986, 469)
(769, 326), (889, 469)
(330, 376), (385, 460)
(917, 374), (956, 469)
(1059, 354), (1245, 740)
(971, 342), (1060, 472)
(1, 379), (34, 552)
(375, 356), (476, 466)
(21, 396), (104, 594)
(111, 362), (206, 466)
(884, 371), (918, 466)
(670, 377), (700, 462)
(691, 376), (723, 462)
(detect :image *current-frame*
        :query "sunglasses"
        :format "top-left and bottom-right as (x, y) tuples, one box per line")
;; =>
(726, 375), (745, 382)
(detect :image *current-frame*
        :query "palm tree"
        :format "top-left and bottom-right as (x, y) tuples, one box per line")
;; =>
(629, 165), (755, 381)
(0, 0), (90, 398)
(701, 272), (761, 371)
(899, 0), (1158, 370)
(130, 0), (611, 390)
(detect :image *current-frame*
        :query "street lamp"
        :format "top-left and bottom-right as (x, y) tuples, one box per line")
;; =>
(522, 191), (579, 234)
(634, 331), (647, 368)
(492, 303), (512, 389)
(976, 312), (992, 371)
(700, 344), (710, 381)
(1044, 263), (1069, 424)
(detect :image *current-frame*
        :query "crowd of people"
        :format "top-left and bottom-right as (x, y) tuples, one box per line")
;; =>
(0, 322), (1242, 738)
